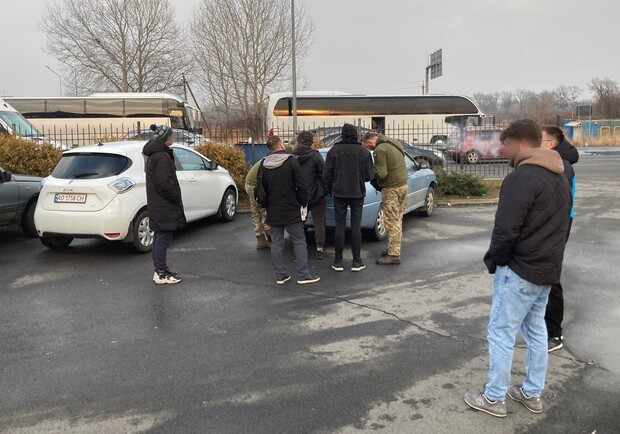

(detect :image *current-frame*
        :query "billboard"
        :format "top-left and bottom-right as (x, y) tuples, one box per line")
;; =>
(429, 49), (443, 79)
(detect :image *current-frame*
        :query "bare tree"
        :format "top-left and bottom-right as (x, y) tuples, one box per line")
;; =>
(190, 0), (314, 141)
(40, 0), (187, 95)
(588, 78), (620, 118)
(553, 85), (582, 112)
(473, 92), (500, 115)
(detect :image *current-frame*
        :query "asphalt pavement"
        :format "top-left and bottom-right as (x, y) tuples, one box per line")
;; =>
(0, 154), (619, 434)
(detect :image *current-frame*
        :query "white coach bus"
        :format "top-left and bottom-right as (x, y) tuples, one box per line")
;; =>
(266, 92), (485, 144)
(4, 93), (202, 148)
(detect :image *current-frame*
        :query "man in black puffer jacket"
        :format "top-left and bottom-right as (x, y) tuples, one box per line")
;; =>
(324, 123), (374, 272)
(465, 120), (571, 418)
(143, 125), (186, 285)
(294, 130), (327, 259)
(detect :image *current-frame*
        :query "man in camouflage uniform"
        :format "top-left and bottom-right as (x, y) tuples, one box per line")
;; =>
(245, 159), (271, 249)
(362, 132), (408, 265)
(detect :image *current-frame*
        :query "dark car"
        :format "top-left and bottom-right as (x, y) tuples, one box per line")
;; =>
(445, 128), (505, 164)
(317, 129), (446, 168)
(0, 166), (41, 237)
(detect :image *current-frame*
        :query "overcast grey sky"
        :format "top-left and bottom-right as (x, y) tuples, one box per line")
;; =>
(1, 0), (619, 98)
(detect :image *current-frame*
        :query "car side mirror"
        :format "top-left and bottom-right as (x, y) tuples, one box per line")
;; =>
(209, 160), (218, 170)
(419, 162), (429, 170)
(0, 170), (12, 182)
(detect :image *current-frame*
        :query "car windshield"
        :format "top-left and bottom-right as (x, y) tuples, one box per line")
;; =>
(0, 110), (43, 137)
(52, 153), (131, 179)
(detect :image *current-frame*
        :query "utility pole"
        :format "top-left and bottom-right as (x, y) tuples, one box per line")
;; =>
(291, 0), (298, 136)
(57, 59), (78, 95)
(45, 65), (62, 96)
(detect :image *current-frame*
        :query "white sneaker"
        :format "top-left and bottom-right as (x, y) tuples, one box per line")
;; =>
(153, 270), (182, 285)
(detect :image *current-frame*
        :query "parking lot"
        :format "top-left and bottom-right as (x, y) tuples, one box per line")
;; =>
(0, 153), (619, 433)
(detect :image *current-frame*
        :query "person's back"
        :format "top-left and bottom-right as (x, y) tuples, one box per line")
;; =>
(374, 136), (408, 189)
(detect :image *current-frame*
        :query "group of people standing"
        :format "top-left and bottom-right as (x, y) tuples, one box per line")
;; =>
(244, 123), (411, 285)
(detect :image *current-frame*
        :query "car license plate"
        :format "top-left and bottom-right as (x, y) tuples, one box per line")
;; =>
(54, 193), (87, 203)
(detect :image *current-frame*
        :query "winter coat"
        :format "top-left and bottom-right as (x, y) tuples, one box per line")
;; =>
(293, 146), (325, 205)
(483, 148), (571, 285)
(261, 151), (308, 226)
(324, 139), (374, 199)
(143, 139), (186, 232)
(374, 135), (408, 189)
(554, 138), (579, 165)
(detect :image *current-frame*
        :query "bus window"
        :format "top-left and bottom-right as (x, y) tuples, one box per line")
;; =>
(126, 98), (165, 117)
(5, 99), (46, 117)
(85, 99), (124, 117)
(45, 99), (86, 117)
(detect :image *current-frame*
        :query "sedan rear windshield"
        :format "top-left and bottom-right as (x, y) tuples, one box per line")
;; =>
(52, 153), (132, 179)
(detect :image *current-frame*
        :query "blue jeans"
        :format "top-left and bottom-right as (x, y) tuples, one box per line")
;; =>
(485, 266), (551, 401)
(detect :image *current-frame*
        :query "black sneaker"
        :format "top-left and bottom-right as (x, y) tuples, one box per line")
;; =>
(298, 276), (320, 285)
(153, 270), (182, 285)
(276, 275), (292, 285)
(332, 261), (344, 272)
(464, 391), (507, 418)
(548, 337), (564, 352)
(316, 248), (325, 260)
(351, 260), (366, 272)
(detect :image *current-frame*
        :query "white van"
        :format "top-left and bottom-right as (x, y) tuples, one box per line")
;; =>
(0, 99), (61, 148)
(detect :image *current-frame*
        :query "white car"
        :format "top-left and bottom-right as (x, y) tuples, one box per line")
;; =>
(35, 141), (238, 252)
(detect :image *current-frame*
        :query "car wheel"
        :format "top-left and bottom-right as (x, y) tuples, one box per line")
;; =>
(466, 150), (481, 164)
(40, 236), (73, 249)
(419, 186), (436, 217)
(369, 208), (387, 241)
(219, 188), (236, 222)
(129, 209), (154, 253)
(20, 199), (38, 238)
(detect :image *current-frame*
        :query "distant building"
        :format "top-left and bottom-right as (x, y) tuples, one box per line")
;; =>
(563, 119), (620, 142)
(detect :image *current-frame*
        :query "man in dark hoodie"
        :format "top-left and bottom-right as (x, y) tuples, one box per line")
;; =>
(541, 126), (578, 352)
(324, 123), (375, 272)
(294, 130), (327, 259)
(465, 120), (571, 418)
(143, 125), (186, 285)
(261, 135), (320, 286)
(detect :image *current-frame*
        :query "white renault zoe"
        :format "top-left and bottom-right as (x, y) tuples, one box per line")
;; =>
(35, 141), (238, 252)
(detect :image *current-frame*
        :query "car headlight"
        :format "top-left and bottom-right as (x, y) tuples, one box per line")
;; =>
(108, 177), (135, 194)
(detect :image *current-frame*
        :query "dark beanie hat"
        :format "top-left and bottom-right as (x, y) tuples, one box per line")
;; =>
(151, 124), (173, 142)
(341, 123), (358, 141)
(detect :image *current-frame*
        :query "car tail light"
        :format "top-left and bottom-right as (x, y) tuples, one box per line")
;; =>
(108, 177), (135, 194)
(104, 233), (121, 238)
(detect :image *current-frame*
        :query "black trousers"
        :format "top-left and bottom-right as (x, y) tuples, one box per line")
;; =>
(545, 218), (573, 338)
(334, 197), (364, 262)
(152, 231), (174, 271)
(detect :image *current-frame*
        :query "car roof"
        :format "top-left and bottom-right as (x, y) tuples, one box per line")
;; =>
(62, 141), (197, 156)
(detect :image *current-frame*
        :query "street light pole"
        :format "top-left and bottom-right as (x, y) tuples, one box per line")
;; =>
(57, 59), (78, 96)
(45, 65), (62, 96)
(291, 0), (298, 136)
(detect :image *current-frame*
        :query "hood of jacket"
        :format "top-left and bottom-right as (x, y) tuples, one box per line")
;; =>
(143, 138), (171, 157)
(341, 123), (358, 141)
(294, 147), (317, 164)
(263, 151), (292, 169)
(515, 148), (565, 174)
(554, 138), (579, 165)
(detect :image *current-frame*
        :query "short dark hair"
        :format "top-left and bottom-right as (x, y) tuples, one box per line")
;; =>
(361, 132), (379, 143)
(266, 135), (282, 150)
(541, 126), (565, 145)
(296, 130), (314, 148)
(500, 119), (542, 148)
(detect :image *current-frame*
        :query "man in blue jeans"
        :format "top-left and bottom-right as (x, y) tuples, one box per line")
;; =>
(465, 120), (571, 418)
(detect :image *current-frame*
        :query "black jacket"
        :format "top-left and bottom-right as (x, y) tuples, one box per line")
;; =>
(261, 151), (308, 226)
(484, 148), (571, 285)
(554, 138), (579, 165)
(294, 146), (325, 205)
(143, 139), (186, 232)
(324, 139), (374, 199)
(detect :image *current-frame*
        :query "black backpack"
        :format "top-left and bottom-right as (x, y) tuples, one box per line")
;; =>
(254, 160), (268, 208)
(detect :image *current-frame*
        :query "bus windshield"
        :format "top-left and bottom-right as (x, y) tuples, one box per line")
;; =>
(0, 110), (43, 137)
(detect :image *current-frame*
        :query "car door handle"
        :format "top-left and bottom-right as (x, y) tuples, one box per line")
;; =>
(188, 178), (197, 183)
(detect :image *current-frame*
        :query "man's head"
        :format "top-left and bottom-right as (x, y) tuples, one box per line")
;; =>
(361, 132), (380, 150)
(296, 130), (314, 149)
(151, 124), (174, 146)
(500, 119), (542, 167)
(266, 135), (285, 152)
(541, 126), (565, 150)
(341, 123), (359, 142)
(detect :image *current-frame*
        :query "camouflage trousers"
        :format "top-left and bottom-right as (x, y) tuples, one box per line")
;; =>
(382, 184), (408, 257)
(245, 183), (270, 236)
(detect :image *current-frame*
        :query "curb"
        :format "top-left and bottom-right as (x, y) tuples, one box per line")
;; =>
(437, 199), (499, 207)
(237, 207), (252, 214)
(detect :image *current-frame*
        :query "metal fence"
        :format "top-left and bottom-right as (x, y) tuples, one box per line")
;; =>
(6, 119), (511, 178)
